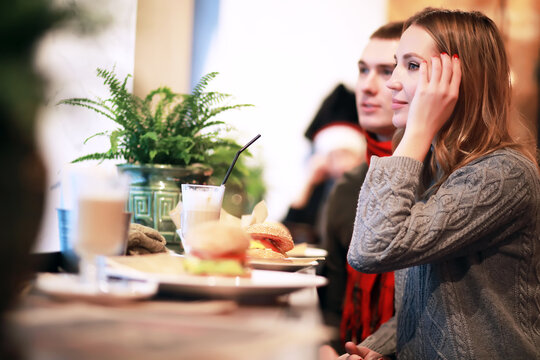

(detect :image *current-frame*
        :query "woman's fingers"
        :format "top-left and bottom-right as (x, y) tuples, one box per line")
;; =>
(427, 52), (459, 106)
(439, 53), (453, 86)
(417, 59), (428, 92)
(344, 342), (361, 355)
(449, 54), (461, 98)
(429, 55), (442, 84)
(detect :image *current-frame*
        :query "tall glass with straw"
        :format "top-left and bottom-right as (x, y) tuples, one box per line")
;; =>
(177, 134), (261, 254)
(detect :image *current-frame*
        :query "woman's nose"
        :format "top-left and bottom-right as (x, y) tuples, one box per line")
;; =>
(386, 80), (401, 91)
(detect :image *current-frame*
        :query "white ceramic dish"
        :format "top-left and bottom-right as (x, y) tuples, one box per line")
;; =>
(35, 273), (158, 304)
(248, 258), (320, 272)
(106, 267), (327, 299)
(304, 247), (328, 257)
(287, 246), (328, 258)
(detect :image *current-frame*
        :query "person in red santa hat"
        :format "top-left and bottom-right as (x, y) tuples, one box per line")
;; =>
(283, 83), (366, 246)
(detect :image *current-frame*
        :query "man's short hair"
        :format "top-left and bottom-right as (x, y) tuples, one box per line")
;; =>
(370, 21), (404, 40)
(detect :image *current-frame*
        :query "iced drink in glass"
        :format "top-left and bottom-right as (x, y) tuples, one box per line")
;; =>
(179, 184), (225, 254)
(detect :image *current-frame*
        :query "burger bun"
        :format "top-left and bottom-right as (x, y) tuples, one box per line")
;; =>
(246, 222), (294, 254)
(187, 221), (250, 256)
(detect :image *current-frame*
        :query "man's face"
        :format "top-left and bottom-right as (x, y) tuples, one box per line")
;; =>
(355, 38), (399, 140)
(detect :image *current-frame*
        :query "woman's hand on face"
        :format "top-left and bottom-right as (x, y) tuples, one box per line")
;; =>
(396, 53), (461, 161)
(409, 52), (461, 138)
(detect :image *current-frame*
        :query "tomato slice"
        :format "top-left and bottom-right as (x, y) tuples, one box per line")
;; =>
(190, 250), (247, 263)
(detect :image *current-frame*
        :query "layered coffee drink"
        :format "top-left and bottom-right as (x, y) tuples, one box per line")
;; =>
(181, 210), (220, 235)
(75, 196), (126, 257)
(180, 184), (225, 254)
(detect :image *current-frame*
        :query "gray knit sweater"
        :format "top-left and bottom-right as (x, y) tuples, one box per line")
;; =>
(347, 148), (540, 359)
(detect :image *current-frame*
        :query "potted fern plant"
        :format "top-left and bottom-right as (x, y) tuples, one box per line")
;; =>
(59, 68), (254, 250)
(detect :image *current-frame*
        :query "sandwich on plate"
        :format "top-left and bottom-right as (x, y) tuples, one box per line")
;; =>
(246, 222), (294, 259)
(183, 221), (251, 277)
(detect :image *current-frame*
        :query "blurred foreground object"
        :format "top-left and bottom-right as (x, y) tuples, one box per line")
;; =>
(0, 0), (65, 357)
(0, 0), (98, 357)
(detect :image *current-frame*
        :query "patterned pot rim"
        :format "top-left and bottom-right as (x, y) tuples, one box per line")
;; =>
(117, 163), (213, 177)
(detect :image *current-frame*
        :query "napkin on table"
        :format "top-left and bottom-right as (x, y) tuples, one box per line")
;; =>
(127, 223), (168, 255)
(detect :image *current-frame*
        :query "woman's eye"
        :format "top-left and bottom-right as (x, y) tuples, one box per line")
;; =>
(407, 62), (420, 70)
(359, 67), (369, 75)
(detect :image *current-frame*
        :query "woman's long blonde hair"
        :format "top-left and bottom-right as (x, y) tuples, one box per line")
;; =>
(400, 8), (539, 187)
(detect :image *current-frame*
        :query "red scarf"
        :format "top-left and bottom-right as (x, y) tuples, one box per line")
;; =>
(365, 131), (394, 161)
(340, 131), (395, 344)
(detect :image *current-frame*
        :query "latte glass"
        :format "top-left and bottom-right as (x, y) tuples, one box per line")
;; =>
(71, 167), (130, 290)
(179, 184), (225, 254)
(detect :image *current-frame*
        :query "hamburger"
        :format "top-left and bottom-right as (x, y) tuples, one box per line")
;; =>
(183, 221), (251, 277)
(246, 222), (294, 259)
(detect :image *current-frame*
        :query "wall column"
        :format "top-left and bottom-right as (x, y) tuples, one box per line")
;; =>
(134, 0), (194, 96)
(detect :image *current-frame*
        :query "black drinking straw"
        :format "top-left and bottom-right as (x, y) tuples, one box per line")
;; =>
(221, 134), (261, 186)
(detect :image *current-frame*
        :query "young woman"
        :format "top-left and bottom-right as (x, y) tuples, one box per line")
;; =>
(334, 7), (540, 360)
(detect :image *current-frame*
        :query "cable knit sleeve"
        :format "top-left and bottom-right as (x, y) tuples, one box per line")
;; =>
(347, 151), (537, 273)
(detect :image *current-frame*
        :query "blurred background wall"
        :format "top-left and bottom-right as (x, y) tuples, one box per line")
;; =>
(33, 0), (539, 252)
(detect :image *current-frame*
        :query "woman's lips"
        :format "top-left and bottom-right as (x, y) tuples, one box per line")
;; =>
(361, 103), (380, 114)
(391, 99), (408, 110)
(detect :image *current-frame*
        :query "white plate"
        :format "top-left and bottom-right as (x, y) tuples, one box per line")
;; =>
(107, 267), (327, 299)
(287, 246), (328, 258)
(248, 257), (320, 272)
(35, 273), (158, 304)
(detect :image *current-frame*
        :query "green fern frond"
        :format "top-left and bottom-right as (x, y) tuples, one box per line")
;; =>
(72, 151), (119, 163)
(141, 131), (158, 142)
(83, 131), (109, 144)
(198, 91), (230, 106)
(204, 104), (253, 121)
(191, 71), (218, 97)
(120, 71), (132, 91)
(97, 67), (122, 91)
(109, 129), (125, 152)
(57, 98), (116, 122)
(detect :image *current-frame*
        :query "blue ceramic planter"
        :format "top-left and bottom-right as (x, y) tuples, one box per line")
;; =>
(117, 163), (212, 252)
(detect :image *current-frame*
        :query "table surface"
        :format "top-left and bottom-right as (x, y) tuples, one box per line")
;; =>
(6, 267), (331, 360)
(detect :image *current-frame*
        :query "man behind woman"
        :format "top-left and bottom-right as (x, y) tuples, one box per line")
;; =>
(323, 7), (540, 360)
